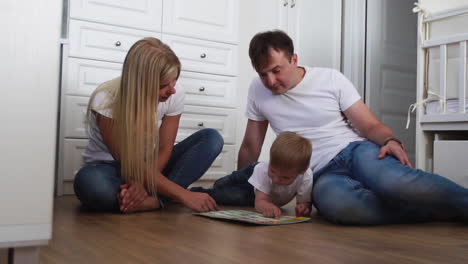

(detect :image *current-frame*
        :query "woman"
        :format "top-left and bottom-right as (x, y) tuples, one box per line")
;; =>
(74, 37), (222, 213)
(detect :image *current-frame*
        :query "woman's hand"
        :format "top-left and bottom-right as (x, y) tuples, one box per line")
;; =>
(180, 191), (219, 212)
(119, 182), (149, 213)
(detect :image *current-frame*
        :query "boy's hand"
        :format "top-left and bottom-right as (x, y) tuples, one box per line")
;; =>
(261, 203), (282, 218)
(295, 202), (311, 217)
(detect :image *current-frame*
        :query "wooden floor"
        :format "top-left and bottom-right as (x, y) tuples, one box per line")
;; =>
(41, 196), (468, 264)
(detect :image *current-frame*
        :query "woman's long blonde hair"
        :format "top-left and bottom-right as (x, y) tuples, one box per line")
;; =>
(88, 37), (181, 194)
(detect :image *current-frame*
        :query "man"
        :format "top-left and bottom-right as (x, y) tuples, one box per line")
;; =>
(238, 30), (468, 225)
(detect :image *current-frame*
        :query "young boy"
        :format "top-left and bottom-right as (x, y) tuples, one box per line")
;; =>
(191, 131), (313, 218)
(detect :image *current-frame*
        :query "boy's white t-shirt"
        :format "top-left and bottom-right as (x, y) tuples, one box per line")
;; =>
(246, 67), (365, 173)
(82, 77), (185, 163)
(248, 162), (313, 207)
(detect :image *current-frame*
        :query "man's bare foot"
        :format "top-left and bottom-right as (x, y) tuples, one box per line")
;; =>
(121, 196), (160, 214)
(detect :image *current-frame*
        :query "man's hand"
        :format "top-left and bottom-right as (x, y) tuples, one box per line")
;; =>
(295, 202), (311, 217)
(119, 182), (149, 213)
(261, 203), (282, 218)
(378, 140), (412, 167)
(180, 191), (219, 212)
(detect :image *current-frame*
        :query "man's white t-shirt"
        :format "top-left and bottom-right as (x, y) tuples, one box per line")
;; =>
(248, 162), (313, 206)
(82, 77), (185, 163)
(246, 67), (365, 172)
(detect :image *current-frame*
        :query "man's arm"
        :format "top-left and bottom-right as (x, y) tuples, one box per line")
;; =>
(343, 100), (412, 167)
(237, 119), (269, 169)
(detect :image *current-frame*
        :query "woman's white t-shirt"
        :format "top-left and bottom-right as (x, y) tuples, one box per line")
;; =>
(246, 67), (365, 172)
(248, 162), (313, 206)
(82, 77), (185, 163)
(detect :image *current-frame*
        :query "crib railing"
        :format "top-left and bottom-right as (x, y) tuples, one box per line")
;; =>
(418, 7), (468, 128)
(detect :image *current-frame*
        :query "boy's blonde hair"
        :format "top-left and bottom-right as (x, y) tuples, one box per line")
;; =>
(87, 37), (181, 194)
(270, 132), (312, 173)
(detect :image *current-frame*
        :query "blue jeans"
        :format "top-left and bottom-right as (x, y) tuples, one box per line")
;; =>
(313, 141), (468, 225)
(73, 128), (224, 211)
(190, 162), (257, 206)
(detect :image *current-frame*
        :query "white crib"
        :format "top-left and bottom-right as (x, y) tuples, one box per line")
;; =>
(415, 3), (468, 187)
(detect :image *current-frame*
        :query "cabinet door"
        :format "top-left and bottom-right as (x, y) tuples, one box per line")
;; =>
(163, 34), (238, 76)
(162, 0), (239, 44)
(65, 58), (122, 97)
(70, 0), (163, 32)
(62, 96), (89, 138)
(177, 105), (236, 144)
(179, 71), (237, 108)
(69, 20), (161, 63)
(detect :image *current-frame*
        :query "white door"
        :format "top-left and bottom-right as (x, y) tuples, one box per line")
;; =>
(366, 0), (417, 163)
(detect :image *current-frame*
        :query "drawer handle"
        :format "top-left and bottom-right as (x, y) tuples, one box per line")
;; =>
(199, 86), (205, 92)
(283, 0), (288, 7)
(200, 53), (206, 59)
(115, 41), (121, 47)
(290, 0), (295, 8)
(197, 122), (204, 127)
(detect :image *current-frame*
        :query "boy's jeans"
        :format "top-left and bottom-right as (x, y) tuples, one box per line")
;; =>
(191, 162), (258, 206)
(73, 128), (224, 211)
(313, 140), (468, 225)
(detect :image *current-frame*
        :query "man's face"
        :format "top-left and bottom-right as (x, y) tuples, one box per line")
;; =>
(257, 48), (298, 95)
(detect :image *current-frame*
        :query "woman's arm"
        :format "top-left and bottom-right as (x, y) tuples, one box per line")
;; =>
(96, 112), (120, 160)
(157, 114), (181, 171)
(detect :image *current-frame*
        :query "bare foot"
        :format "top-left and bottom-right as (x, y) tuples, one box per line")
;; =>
(121, 196), (160, 214)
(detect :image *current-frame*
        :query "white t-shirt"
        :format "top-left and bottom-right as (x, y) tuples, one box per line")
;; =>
(248, 162), (313, 207)
(82, 77), (185, 163)
(246, 67), (365, 173)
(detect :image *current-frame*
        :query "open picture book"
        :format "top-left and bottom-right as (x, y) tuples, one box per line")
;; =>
(194, 210), (311, 225)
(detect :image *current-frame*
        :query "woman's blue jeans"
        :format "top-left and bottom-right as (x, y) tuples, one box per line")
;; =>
(313, 141), (468, 225)
(73, 128), (224, 211)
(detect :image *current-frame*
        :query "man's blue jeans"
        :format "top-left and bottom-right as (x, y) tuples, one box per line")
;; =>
(73, 128), (224, 211)
(313, 141), (468, 225)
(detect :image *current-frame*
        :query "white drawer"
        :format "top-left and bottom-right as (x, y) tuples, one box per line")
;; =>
(178, 105), (236, 144)
(62, 139), (88, 181)
(201, 145), (236, 180)
(162, 0), (238, 44)
(163, 34), (238, 76)
(434, 140), (468, 188)
(64, 57), (122, 97)
(69, 20), (161, 63)
(62, 96), (89, 138)
(179, 71), (237, 108)
(70, 0), (162, 32)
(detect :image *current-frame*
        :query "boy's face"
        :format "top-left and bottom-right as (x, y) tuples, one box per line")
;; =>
(268, 165), (300, 185)
(257, 48), (299, 95)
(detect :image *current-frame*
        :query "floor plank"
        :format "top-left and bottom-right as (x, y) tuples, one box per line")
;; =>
(40, 196), (468, 264)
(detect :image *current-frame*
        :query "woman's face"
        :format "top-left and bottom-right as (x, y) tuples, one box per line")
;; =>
(159, 73), (178, 102)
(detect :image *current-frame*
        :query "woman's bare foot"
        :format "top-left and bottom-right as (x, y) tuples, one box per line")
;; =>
(121, 196), (160, 213)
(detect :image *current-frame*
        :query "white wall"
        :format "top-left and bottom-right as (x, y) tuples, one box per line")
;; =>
(0, 0), (61, 245)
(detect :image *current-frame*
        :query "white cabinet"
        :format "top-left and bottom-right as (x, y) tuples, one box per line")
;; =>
(58, 0), (239, 195)
(70, 0), (163, 31)
(162, 34), (238, 76)
(253, 0), (341, 70)
(162, 0), (239, 44)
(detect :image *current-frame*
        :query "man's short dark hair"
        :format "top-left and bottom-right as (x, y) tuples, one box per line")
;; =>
(248, 30), (294, 71)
